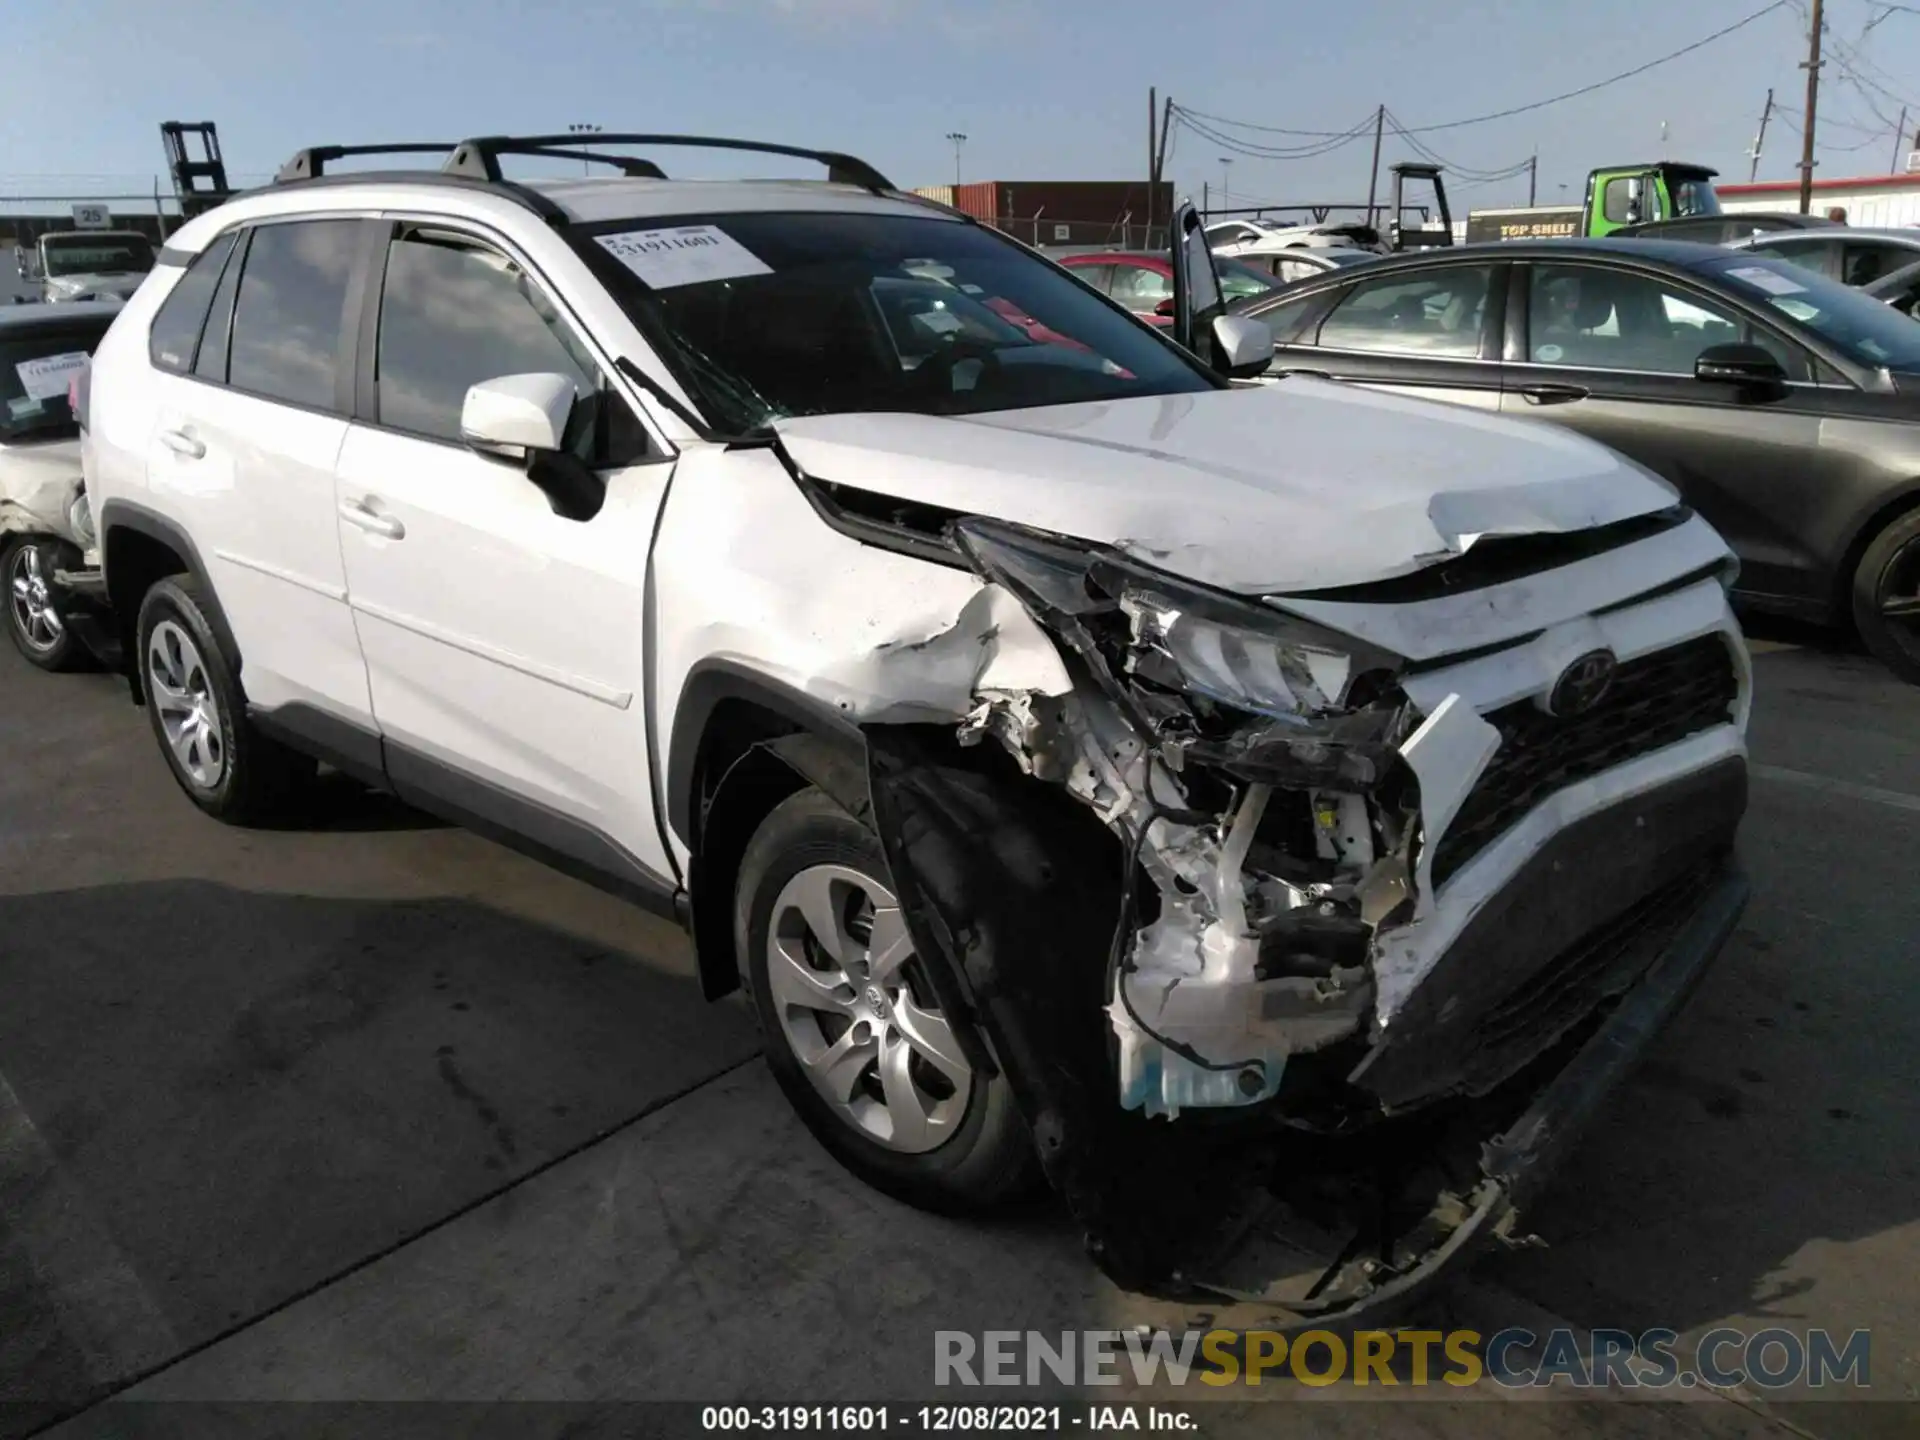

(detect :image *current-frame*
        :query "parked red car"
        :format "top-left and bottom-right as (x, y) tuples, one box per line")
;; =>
(1056, 249), (1282, 325)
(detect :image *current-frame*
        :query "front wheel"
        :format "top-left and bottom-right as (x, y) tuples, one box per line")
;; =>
(1851, 509), (1920, 684)
(4, 535), (85, 671)
(735, 787), (1036, 1213)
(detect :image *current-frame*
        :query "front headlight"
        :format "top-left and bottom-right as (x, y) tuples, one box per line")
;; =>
(953, 517), (1396, 724)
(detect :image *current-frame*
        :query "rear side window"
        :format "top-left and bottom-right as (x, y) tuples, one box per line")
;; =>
(146, 230), (238, 374)
(227, 219), (360, 411)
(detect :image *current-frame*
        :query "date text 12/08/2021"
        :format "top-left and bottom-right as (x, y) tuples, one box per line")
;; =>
(701, 1406), (1196, 1432)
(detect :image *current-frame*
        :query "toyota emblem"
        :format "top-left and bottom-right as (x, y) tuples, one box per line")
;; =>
(1547, 649), (1618, 718)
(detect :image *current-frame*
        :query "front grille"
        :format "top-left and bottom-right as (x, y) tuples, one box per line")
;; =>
(1431, 635), (1739, 886)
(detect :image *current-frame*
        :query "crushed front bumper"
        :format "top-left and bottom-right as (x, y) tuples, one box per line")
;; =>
(868, 725), (1749, 1317)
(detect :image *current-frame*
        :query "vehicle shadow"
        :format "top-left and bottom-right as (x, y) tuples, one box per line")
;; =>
(0, 879), (761, 1437)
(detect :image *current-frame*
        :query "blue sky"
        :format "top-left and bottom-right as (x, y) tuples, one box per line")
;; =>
(8, 0), (1920, 216)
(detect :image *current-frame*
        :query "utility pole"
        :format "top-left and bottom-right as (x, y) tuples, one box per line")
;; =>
(1155, 95), (1173, 245)
(946, 132), (968, 187)
(1202, 179), (1209, 219)
(1364, 105), (1385, 227)
(1147, 87), (1158, 242)
(568, 122), (601, 176)
(1527, 155), (1537, 206)
(1749, 89), (1774, 184)
(1893, 105), (1910, 174)
(1798, 0), (1824, 214)
(1218, 157), (1232, 213)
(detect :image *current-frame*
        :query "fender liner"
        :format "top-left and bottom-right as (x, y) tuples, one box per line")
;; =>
(98, 498), (242, 697)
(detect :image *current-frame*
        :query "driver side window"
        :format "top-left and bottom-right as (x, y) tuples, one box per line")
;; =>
(1316, 266), (1494, 358)
(374, 227), (652, 465)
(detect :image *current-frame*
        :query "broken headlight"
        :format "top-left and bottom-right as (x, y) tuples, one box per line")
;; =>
(1119, 586), (1352, 721)
(952, 517), (1392, 726)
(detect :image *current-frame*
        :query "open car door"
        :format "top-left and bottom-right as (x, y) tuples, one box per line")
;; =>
(1169, 202), (1225, 360)
(1170, 203), (1273, 380)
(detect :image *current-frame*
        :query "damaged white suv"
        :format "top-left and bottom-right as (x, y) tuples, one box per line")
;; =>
(82, 134), (1752, 1318)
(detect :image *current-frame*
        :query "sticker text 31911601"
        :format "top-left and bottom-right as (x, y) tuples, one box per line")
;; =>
(594, 225), (773, 290)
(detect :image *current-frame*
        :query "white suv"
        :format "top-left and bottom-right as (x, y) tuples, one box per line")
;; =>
(83, 134), (1753, 1311)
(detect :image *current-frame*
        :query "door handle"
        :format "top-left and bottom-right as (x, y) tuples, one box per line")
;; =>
(338, 499), (405, 541)
(158, 428), (206, 459)
(1517, 382), (1590, 406)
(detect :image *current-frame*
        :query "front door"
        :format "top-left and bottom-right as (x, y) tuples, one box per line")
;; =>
(1499, 259), (1826, 604)
(331, 221), (677, 882)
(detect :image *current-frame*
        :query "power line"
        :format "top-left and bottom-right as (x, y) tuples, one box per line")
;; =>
(1177, 1), (1792, 141)
(1170, 107), (1377, 160)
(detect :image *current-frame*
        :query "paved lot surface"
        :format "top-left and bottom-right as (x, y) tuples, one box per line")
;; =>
(2, 622), (1915, 1440)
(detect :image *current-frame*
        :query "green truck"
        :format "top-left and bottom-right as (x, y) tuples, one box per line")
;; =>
(1465, 161), (1723, 244)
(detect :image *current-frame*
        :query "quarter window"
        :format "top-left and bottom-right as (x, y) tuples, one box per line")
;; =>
(146, 230), (238, 375)
(374, 228), (648, 464)
(227, 219), (360, 410)
(195, 230), (247, 383)
(1316, 266), (1494, 358)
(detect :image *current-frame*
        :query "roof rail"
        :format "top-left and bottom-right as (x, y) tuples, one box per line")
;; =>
(441, 133), (895, 192)
(276, 143), (462, 182)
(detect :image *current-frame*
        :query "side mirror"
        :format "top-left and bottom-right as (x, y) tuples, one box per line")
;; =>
(1153, 297), (1176, 318)
(460, 372), (602, 521)
(1211, 314), (1274, 378)
(1694, 343), (1787, 391)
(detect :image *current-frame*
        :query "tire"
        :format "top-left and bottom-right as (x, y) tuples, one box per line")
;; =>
(736, 787), (1036, 1213)
(134, 575), (316, 824)
(1850, 508), (1920, 685)
(4, 535), (85, 672)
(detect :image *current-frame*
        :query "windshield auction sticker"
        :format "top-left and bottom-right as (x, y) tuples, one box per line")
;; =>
(594, 225), (772, 290)
(15, 351), (88, 401)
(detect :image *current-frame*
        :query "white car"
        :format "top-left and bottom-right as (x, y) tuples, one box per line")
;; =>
(1207, 217), (1384, 256)
(82, 133), (1752, 1311)
(1, 300), (119, 669)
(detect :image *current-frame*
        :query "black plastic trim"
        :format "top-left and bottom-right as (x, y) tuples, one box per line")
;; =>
(442, 133), (893, 192)
(156, 246), (194, 269)
(249, 702), (386, 789)
(666, 660), (865, 849)
(384, 741), (684, 923)
(97, 498), (241, 675)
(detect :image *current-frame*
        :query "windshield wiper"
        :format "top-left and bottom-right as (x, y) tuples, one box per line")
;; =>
(613, 357), (776, 448)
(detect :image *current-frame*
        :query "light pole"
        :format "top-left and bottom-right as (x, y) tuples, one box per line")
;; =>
(1219, 157), (1232, 213)
(568, 122), (602, 176)
(946, 131), (968, 187)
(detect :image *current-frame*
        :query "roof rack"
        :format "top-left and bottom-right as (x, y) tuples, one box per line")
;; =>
(276, 143), (463, 182)
(440, 133), (895, 192)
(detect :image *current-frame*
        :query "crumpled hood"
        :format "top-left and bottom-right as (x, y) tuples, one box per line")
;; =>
(45, 273), (141, 301)
(0, 436), (88, 542)
(773, 381), (1676, 593)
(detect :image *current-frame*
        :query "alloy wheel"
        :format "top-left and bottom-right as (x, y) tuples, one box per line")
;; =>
(765, 863), (973, 1154)
(7, 542), (65, 654)
(1878, 536), (1920, 636)
(147, 618), (226, 789)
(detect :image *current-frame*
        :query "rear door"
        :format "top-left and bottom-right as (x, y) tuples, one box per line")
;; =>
(1497, 258), (1827, 604)
(1265, 259), (1506, 410)
(144, 216), (376, 726)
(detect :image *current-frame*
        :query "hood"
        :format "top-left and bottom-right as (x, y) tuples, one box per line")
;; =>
(0, 435), (88, 542)
(45, 273), (141, 301)
(772, 382), (1678, 593)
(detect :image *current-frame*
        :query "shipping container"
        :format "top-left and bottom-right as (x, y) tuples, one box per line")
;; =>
(927, 180), (1174, 247)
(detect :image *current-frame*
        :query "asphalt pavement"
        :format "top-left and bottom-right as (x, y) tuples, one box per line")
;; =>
(1, 622), (1915, 1440)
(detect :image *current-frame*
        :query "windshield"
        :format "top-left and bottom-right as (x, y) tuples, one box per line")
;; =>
(1711, 254), (1920, 370)
(573, 211), (1216, 430)
(42, 235), (154, 278)
(1671, 177), (1722, 218)
(1, 320), (110, 441)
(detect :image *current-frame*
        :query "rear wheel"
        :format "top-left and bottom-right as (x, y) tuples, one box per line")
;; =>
(736, 787), (1035, 1213)
(4, 536), (84, 671)
(1851, 509), (1920, 684)
(135, 575), (316, 824)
